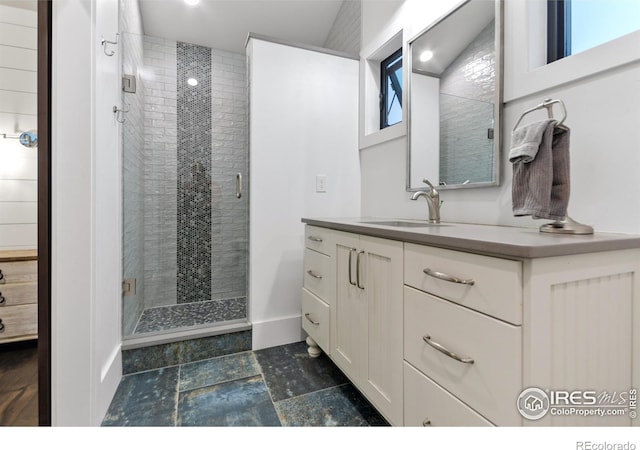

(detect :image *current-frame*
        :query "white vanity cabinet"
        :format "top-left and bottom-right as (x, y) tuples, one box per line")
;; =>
(302, 219), (640, 427)
(331, 231), (404, 426)
(301, 226), (336, 355)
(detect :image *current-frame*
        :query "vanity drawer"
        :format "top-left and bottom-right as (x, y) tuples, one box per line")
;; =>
(303, 248), (332, 302)
(0, 261), (38, 284)
(404, 243), (522, 325)
(0, 304), (38, 342)
(404, 286), (522, 426)
(404, 361), (493, 427)
(301, 288), (330, 353)
(305, 225), (334, 257)
(0, 283), (38, 307)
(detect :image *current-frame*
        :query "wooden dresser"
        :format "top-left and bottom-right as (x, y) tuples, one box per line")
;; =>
(0, 250), (38, 344)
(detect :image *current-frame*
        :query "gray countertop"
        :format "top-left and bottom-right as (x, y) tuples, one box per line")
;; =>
(301, 217), (640, 259)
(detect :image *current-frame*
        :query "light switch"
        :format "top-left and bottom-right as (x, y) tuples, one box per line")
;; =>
(316, 175), (327, 193)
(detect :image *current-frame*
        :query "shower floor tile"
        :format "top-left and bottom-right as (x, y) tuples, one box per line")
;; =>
(103, 341), (388, 427)
(133, 297), (247, 334)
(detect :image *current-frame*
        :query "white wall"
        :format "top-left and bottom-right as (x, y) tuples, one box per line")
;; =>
(360, 0), (640, 235)
(248, 38), (360, 350)
(0, 4), (38, 250)
(52, 0), (121, 425)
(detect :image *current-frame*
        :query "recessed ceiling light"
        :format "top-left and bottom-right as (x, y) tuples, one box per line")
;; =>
(187, 78), (198, 86)
(184, 0), (200, 6)
(419, 50), (434, 62)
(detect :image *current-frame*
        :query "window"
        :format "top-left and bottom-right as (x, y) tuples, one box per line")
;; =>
(380, 48), (402, 129)
(548, 0), (640, 63)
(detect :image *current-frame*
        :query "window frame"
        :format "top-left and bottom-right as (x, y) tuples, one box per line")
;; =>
(379, 47), (403, 130)
(547, 0), (571, 63)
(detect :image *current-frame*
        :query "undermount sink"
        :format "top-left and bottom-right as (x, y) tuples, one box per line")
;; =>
(359, 220), (443, 228)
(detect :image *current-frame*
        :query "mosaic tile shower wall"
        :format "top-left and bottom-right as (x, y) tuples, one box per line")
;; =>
(177, 42), (212, 304)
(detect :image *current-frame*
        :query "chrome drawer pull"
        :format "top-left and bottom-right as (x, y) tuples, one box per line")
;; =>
(423, 268), (474, 286)
(423, 334), (474, 364)
(348, 248), (357, 286)
(0, 293), (4, 306)
(356, 251), (365, 290)
(306, 270), (322, 280)
(422, 418), (432, 426)
(0, 319), (4, 333)
(304, 313), (319, 325)
(307, 236), (323, 243)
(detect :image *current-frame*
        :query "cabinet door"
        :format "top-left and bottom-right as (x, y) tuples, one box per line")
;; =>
(332, 233), (366, 381)
(360, 235), (404, 426)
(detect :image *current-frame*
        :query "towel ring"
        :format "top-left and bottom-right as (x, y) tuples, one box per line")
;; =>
(513, 98), (567, 132)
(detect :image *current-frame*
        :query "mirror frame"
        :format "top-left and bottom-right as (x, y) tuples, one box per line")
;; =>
(406, 0), (504, 191)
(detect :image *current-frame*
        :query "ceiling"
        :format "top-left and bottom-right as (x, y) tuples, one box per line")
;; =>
(411, 0), (494, 75)
(138, 0), (345, 54)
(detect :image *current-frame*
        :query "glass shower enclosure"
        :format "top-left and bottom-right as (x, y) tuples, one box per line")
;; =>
(120, 29), (249, 344)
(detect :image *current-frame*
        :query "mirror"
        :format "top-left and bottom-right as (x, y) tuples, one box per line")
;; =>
(407, 0), (503, 190)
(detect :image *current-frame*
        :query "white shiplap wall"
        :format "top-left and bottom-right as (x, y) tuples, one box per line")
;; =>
(0, 5), (37, 250)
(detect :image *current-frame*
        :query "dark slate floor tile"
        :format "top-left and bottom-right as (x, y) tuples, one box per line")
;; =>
(177, 376), (281, 426)
(101, 367), (179, 426)
(122, 330), (252, 374)
(179, 351), (260, 392)
(275, 384), (390, 427)
(254, 341), (349, 402)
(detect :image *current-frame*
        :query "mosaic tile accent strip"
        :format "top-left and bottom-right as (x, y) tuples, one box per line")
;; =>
(177, 41), (212, 304)
(122, 330), (252, 374)
(133, 297), (247, 334)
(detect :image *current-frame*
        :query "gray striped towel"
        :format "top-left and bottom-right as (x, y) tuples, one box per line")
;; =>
(510, 119), (570, 220)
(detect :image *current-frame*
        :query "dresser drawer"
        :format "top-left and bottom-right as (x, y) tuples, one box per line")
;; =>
(0, 282), (37, 307)
(301, 288), (330, 353)
(404, 361), (493, 426)
(303, 248), (332, 303)
(305, 225), (334, 257)
(0, 304), (38, 341)
(0, 261), (37, 285)
(404, 243), (522, 325)
(404, 286), (521, 425)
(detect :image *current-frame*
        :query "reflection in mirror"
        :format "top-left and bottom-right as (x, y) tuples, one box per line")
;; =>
(407, 0), (502, 190)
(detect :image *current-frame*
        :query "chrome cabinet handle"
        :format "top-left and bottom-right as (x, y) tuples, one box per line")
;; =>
(423, 268), (474, 286)
(422, 418), (432, 426)
(306, 270), (322, 279)
(0, 319), (4, 333)
(0, 270), (4, 284)
(304, 313), (319, 325)
(307, 235), (323, 242)
(348, 248), (357, 286)
(356, 251), (365, 290)
(236, 173), (242, 198)
(0, 293), (5, 306)
(423, 334), (474, 364)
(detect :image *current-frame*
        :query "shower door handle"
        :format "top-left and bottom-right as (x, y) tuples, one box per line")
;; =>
(236, 173), (242, 199)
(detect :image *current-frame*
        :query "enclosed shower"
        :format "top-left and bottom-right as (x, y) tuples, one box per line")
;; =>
(120, 20), (250, 345)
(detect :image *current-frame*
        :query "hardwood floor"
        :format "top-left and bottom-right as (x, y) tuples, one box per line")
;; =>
(0, 340), (38, 426)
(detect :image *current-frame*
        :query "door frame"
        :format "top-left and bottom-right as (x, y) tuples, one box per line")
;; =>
(37, 0), (52, 427)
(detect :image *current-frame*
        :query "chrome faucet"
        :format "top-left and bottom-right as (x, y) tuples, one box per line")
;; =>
(411, 178), (441, 223)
